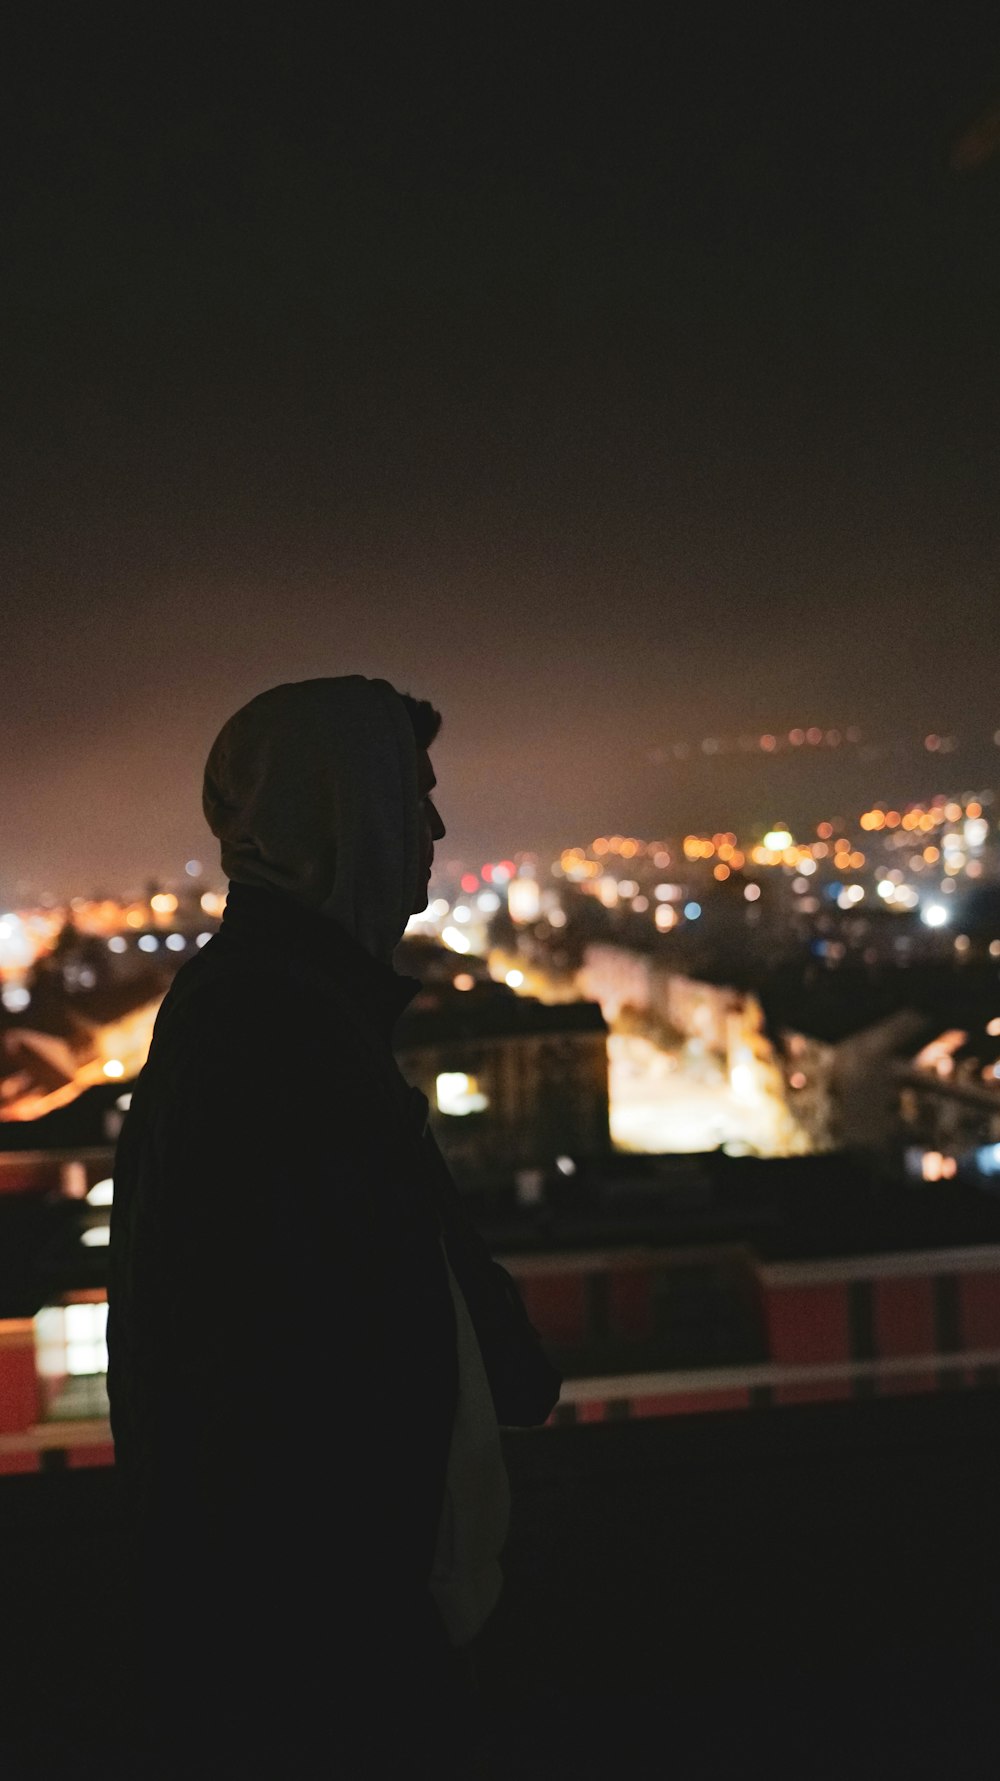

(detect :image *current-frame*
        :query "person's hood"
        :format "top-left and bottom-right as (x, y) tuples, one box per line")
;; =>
(202, 676), (421, 964)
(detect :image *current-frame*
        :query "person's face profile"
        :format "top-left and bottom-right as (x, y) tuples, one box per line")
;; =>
(414, 748), (445, 911)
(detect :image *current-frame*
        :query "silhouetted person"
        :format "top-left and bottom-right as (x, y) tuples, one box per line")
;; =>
(107, 676), (561, 1779)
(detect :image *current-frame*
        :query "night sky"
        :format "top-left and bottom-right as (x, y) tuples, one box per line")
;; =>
(6, 7), (1000, 901)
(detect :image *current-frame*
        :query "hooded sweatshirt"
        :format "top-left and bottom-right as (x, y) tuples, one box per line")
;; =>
(202, 674), (510, 1646)
(202, 675), (421, 964)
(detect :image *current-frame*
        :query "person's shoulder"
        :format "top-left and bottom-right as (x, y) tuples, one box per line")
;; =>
(155, 946), (300, 1042)
(149, 946), (382, 1103)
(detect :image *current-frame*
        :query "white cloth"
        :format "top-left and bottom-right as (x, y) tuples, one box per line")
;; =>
(202, 676), (420, 963)
(429, 1236), (511, 1648)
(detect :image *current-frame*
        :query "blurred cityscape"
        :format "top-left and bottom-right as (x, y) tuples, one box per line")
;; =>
(3, 769), (1000, 1167)
(3, 764), (1000, 1473)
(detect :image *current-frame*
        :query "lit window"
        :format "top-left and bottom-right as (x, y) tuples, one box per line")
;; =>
(436, 1072), (489, 1117)
(34, 1301), (108, 1378)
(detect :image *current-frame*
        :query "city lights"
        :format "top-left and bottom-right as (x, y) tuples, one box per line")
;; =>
(2, 761), (998, 1142)
(0, 914), (33, 971)
(435, 1072), (489, 1117)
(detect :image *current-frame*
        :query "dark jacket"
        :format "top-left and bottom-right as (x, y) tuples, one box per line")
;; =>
(107, 881), (561, 1768)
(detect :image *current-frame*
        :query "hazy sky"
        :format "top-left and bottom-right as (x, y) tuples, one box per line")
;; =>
(5, 7), (1000, 899)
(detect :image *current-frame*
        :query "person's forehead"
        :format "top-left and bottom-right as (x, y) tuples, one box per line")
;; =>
(417, 749), (437, 793)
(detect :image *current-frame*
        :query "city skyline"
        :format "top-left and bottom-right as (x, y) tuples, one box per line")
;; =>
(5, 746), (999, 905)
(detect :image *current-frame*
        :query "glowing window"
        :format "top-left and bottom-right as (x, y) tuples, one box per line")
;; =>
(34, 1301), (108, 1379)
(436, 1072), (489, 1117)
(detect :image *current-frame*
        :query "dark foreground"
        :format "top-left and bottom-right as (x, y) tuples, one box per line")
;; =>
(2, 1389), (999, 1778)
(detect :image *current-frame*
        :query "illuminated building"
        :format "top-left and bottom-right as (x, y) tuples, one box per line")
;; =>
(395, 988), (611, 1190)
